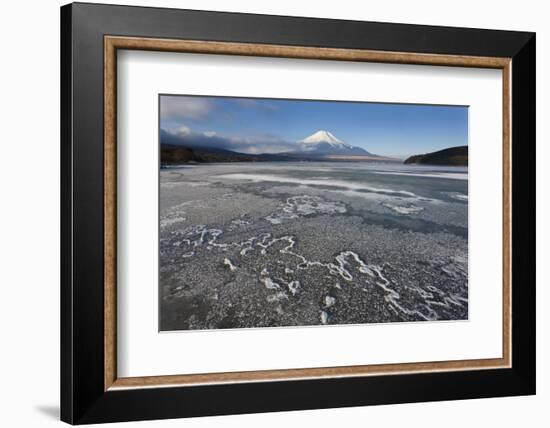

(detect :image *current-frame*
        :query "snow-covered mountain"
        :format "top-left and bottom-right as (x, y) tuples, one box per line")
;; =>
(300, 130), (351, 148)
(295, 130), (376, 156)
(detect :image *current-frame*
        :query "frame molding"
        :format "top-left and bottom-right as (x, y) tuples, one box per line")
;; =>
(103, 35), (512, 391)
(62, 2), (535, 424)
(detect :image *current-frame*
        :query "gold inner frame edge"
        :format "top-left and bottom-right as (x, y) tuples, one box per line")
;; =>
(104, 36), (512, 391)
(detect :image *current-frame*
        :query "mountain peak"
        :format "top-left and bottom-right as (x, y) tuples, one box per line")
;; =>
(294, 130), (376, 157)
(299, 130), (351, 148)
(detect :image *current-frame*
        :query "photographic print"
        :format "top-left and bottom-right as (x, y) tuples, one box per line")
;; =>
(159, 95), (468, 331)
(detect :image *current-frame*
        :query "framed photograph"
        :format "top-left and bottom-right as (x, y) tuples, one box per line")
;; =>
(61, 2), (535, 424)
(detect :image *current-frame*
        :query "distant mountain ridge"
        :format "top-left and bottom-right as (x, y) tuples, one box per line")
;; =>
(161, 144), (297, 164)
(404, 146), (468, 166)
(160, 128), (397, 163)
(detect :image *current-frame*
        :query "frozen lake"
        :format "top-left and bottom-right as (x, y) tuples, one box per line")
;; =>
(159, 162), (468, 331)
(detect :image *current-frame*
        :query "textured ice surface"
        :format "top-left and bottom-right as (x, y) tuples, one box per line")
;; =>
(159, 162), (468, 331)
(265, 195), (347, 224)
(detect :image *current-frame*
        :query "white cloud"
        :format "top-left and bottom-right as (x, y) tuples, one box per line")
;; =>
(161, 126), (298, 154)
(235, 98), (278, 113)
(167, 125), (191, 136)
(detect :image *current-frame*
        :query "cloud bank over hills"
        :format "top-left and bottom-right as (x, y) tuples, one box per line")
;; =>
(161, 126), (377, 157)
(161, 126), (298, 155)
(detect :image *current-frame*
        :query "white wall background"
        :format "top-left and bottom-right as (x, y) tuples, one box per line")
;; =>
(0, 0), (546, 427)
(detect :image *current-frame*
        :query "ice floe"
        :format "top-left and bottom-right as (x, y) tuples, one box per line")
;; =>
(382, 203), (424, 215)
(267, 292), (289, 302)
(372, 171), (467, 181)
(217, 173), (419, 197)
(265, 195), (346, 224)
(223, 258), (238, 271)
(287, 280), (301, 296)
(324, 295), (336, 308)
(160, 216), (187, 228)
(262, 277), (281, 290)
(447, 192), (468, 201)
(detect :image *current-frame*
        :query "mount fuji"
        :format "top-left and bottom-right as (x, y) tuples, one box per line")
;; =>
(293, 130), (378, 157)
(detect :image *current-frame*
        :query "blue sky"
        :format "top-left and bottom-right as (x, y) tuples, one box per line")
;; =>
(160, 95), (468, 158)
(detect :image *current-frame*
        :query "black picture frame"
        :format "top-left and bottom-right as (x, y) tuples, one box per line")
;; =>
(61, 2), (535, 424)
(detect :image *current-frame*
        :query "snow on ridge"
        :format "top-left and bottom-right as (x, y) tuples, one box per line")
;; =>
(299, 130), (352, 148)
